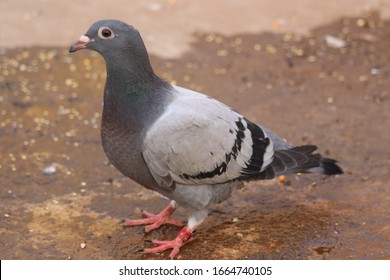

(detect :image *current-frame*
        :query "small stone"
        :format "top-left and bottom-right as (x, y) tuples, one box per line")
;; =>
(253, 44), (262, 51)
(217, 49), (228, 57)
(80, 243), (86, 249)
(325, 35), (347, 49)
(359, 75), (368, 82)
(43, 165), (57, 175)
(370, 68), (380, 75)
(266, 44), (277, 54)
(356, 18), (367, 27)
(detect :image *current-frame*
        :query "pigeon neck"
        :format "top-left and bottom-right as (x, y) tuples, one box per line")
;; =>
(102, 56), (173, 131)
(103, 52), (164, 103)
(105, 53), (156, 86)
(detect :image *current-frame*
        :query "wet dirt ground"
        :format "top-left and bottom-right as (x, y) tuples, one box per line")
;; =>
(0, 12), (389, 260)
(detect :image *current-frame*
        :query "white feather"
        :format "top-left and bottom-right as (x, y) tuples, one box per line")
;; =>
(261, 130), (274, 171)
(142, 86), (273, 187)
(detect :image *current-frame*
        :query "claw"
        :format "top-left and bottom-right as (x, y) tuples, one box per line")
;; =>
(122, 202), (183, 232)
(137, 226), (194, 259)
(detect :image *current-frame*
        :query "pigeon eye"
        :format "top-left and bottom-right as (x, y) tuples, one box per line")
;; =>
(98, 27), (114, 39)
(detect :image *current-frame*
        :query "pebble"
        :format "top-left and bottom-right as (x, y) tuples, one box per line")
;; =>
(325, 35), (347, 49)
(217, 49), (228, 57)
(265, 44), (277, 54)
(42, 165), (57, 175)
(253, 44), (262, 51)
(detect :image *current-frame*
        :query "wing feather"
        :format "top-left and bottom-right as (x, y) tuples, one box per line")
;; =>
(142, 86), (273, 188)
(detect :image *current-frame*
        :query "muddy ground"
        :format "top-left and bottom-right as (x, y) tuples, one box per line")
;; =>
(0, 12), (389, 260)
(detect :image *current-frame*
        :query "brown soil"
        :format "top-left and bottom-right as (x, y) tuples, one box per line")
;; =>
(0, 12), (389, 259)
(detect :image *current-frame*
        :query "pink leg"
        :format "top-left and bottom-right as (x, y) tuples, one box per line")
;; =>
(137, 226), (194, 259)
(122, 201), (183, 232)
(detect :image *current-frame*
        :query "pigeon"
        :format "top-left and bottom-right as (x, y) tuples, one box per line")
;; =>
(69, 19), (343, 259)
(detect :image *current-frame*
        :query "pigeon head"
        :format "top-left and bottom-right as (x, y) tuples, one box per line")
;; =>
(69, 19), (142, 53)
(69, 19), (154, 76)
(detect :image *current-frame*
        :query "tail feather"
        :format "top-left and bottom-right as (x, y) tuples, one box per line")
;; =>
(255, 145), (343, 180)
(309, 156), (344, 175)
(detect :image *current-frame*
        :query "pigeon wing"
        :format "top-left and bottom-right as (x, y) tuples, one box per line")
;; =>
(142, 86), (274, 189)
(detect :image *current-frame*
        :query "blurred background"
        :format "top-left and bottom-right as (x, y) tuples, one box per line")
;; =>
(1, 0), (389, 260)
(1, 0), (390, 56)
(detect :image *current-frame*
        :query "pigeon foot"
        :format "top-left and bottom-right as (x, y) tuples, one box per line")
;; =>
(122, 201), (183, 232)
(137, 226), (193, 259)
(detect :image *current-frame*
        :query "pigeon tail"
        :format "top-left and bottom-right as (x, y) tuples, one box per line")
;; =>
(257, 145), (343, 179)
(307, 156), (344, 176)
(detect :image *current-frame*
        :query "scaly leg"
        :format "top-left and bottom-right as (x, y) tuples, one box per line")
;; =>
(136, 209), (208, 259)
(122, 201), (183, 232)
(137, 226), (194, 259)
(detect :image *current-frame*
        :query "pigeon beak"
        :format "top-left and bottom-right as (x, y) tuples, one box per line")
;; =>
(69, 35), (94, 53)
